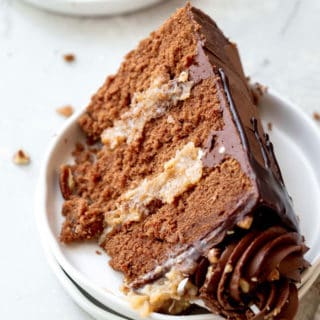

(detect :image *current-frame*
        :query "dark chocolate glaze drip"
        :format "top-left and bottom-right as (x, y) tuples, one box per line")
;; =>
(250, 117), (270, 168)
(264, 133), (285, 184)
(219, 69), (250, 153)
(204, 68), (299, 231)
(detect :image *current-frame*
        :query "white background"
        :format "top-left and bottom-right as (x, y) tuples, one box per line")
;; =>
(0, 0), (319, 319)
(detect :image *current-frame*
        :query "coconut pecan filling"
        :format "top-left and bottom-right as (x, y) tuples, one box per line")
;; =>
(101, 71), (193, 149)
(99, 142), (203, 239)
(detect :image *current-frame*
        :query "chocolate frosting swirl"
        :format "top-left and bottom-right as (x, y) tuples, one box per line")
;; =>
(196, 227), (309, 320)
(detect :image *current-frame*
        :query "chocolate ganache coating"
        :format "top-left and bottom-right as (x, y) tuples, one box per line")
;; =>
(189, 6), (298, 232)
(185, 6), (309, 320)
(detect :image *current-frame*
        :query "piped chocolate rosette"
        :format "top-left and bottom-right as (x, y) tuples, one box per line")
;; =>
(124, 213), (309, 319)
(194, 224), (309, 319)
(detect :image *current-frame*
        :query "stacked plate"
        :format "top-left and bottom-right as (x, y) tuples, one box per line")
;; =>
(35, 88), (320, 320)
(22, 0), (165, 16)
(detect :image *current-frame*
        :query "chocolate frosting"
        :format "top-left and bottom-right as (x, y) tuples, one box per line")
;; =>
(197, 227), (309, 319)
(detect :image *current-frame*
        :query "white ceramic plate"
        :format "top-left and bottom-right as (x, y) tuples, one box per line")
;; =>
(22, 0), (165, 16)
(36, 88), (320, 320)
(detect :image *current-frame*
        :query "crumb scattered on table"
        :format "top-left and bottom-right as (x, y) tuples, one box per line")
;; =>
(13, 149), (30, 165)
(96, 250), (102, 255)
(267, 122), (273, 131)
(56, 105), (74, 118)
(313, 112), (320, 121)
(63, 53), (76, 63)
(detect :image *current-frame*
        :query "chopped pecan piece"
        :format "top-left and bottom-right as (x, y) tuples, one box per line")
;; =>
(59, 165), (75, 199)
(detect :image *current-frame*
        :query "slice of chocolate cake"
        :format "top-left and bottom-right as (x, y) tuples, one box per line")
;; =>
(59, 3), (309, 319)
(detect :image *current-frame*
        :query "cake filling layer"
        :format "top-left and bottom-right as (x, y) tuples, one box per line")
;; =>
(127, 268), (197, 316)
(101, 71), (193, 149)
(102, 142), (203, 236)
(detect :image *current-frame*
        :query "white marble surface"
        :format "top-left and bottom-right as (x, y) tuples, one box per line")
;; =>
(0, 0), (320, 319)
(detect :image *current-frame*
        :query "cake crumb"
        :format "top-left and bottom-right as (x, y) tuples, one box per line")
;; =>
(56, 105), (74, 118)
(254, 82), (268, 95)
(96, 250), (102, 255)
(63, 53), (75, 63)
(252, 82), (268, 105)
(267, 122), (273, 131)
(313, 112), (320, 121)
(13, 149), (30, 165)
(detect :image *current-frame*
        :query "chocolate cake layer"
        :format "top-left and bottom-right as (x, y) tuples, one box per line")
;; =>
(59, 3), (308, 319)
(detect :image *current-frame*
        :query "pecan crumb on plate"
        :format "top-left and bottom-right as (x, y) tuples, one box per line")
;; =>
(56, 105), (74, 118)
(13, 149), (30, 165)
(63, 53), (75, 63)
(313, 112), (320, 121)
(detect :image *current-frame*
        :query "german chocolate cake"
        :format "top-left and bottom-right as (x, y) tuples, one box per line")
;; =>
(59, 3), (309, 319)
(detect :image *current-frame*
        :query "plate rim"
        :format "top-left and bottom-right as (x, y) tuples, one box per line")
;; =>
(35, 184), (132, 320)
